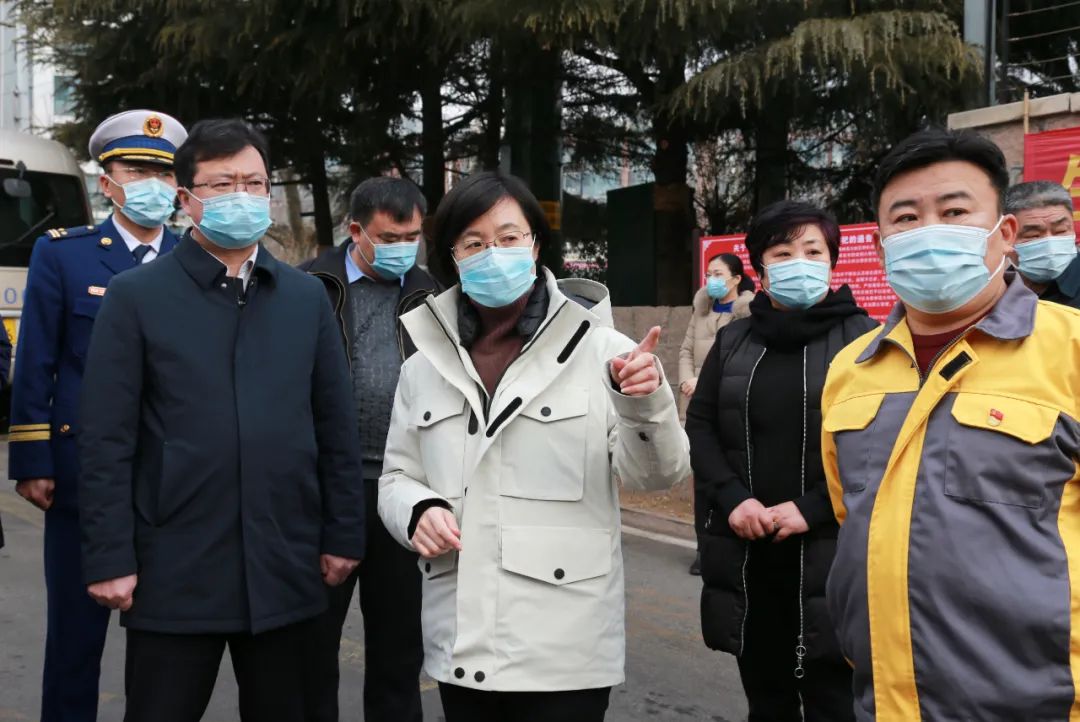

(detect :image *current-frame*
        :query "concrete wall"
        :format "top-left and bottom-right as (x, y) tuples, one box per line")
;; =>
(613, 305), (696, 501)
(612, 305), (693, 393)
(948, 93), (1080, 182)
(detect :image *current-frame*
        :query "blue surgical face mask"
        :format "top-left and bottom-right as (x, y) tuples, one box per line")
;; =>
(357, 226), (419, 280)
(456, 246), (537, 308)
(1016, 234), (1077, 284)
(192, 191), (271, 249)
(112, 177), (176, 228)
(883, 217), (1005, 314)
(706, 276), (732, 300)
(764, 258), (831, 310)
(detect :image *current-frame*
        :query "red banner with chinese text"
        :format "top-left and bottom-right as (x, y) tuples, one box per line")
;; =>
(1023, 126), (1080, 236)
(701, 223), (897, 322)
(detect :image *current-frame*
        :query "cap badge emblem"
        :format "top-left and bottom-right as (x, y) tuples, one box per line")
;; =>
(143, 114), (164, 138)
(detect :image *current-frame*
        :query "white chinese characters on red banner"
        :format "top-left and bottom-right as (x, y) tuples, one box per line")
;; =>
(701, 222), (897, 322)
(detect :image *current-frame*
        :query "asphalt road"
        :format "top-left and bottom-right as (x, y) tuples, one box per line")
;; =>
(0, 467), (747, 721)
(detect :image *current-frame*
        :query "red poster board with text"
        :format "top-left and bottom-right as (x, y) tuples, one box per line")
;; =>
(701, 223), (897, 322)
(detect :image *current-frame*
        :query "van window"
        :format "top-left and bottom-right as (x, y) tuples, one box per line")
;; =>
(0, 168), (90, 267)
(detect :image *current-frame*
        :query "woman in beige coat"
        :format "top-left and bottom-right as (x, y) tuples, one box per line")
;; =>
(679, 253), (754, 399)
(378, 171), (690, 721)
(680, 252), (753, 574)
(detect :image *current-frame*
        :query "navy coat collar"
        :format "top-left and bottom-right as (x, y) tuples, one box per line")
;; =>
(173, 230), (278, 290)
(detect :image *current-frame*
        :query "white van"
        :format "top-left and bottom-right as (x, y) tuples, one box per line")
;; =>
(0, 129), (93, 351)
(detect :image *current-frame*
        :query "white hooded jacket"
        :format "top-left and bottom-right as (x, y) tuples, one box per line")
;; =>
(379, 269), (690, 692)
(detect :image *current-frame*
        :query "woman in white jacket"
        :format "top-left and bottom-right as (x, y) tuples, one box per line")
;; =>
(378, 171), (690, 721)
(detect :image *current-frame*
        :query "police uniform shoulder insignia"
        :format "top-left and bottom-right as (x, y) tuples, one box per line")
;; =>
(45, 225), (99, 241)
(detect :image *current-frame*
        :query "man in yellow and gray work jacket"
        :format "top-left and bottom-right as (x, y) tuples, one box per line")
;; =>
(823, 127), (1080, 721)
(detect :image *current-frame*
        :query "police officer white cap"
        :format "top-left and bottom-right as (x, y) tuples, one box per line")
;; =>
(88, 110), (188, 167)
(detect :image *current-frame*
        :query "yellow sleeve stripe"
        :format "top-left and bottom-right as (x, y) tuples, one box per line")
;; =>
(9, 423), (51, 432)
(8, 430), (50, 442)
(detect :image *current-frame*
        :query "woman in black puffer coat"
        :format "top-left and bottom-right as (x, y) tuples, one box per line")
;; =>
(686, 200), (878, 722)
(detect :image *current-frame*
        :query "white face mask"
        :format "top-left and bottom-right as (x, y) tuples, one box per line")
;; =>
(882, 217), (1006, 314)
(1015, 234), (1078, 284)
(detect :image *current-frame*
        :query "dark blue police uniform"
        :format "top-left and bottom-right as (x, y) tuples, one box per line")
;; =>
(9, 217), (178, 721)
(8, 107), (187, 722)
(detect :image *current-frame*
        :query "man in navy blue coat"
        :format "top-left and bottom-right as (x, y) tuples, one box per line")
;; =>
(8, 109), (186, 722)
(78, 118), (365, 722)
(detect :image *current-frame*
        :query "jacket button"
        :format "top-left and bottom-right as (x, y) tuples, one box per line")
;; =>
(59, 424), (71, 434)
(454, 667), (465, 679)
(424, 562), (431, 573)
(474, 671), (485, 683)
(423, 411), (431, 421)
(638, 432), (649, 442)
(554, 568), (565, 580)
(541, 406), (551, 417)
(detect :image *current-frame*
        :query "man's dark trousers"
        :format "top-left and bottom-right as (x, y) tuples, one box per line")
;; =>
(124, 617), (317, 722)
(43, 505), (110, 722)
(305, 478), (424, 721)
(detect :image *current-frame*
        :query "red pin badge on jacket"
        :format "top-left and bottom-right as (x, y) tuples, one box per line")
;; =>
(988, 408), (1004, 427)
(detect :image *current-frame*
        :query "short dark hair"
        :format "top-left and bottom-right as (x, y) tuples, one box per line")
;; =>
(872, 128), (1009, 217)
(744, 200), (841, 276)
(427, 170), (551, 286)
(349, 177), (427, 227)
(1004, 180), (1074, 216)
(174, 119), (270, 189)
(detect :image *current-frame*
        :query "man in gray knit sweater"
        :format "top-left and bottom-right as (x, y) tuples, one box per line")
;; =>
(300, 177), (438, 722)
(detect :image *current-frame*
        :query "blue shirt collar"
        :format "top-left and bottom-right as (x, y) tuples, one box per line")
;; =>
(343, 243), (406, 286)
(344, 244), (365, 284)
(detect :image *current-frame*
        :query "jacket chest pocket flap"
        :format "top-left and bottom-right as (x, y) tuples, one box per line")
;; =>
(499, 389), (590, 501)
(70, 297), (102, 358)
(414, 396), (468, 499)
(500, 526), (612, 586)
(822, 393), (884, 493)
(945, 393), (1062, 508)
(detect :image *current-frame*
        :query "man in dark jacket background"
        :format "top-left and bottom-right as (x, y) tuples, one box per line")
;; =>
(1005, 180), (1080, 309)
(78, 119), (365, 722)
(300, 176), (437, 722)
